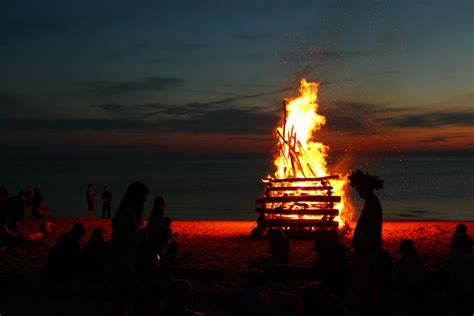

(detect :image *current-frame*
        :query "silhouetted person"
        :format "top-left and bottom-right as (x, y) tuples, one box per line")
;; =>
(146, 196), (167, 257)
(298, 281), (348, 316)
(228, 268), (270, 316)
(0, 185), (8, 225)
(44, 223), (86, 281)
(101, 185), (112, 219)
(86, 184), (95, 219)
(396, 239), (428, 295)
(349, 170), (384, 254)
(450, 223), (468, 253)
(110, 181), (149, 312)
(268, 228), (290, 264)
(31, 187), (44, 220)
(442, 233), (474, 311)
(82, 228), (109, 280)
(25, 185), (34, 219)
(312, 230), (350, 297)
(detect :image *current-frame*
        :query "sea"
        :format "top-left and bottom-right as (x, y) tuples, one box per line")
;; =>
(1, 154), (473, 221)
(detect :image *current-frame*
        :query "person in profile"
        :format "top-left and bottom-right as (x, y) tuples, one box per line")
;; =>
(101, 185), (112, 219)
(268, 228), (290, 264)
(110, 182), (149, 312)
(86, 184), (95, 219)
(349, 169), (384, 254)
(44, 222), (86, 281)
(31, 187), (44, 220)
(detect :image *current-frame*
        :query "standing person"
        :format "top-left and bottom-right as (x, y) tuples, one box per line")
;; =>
(86, 184), (95, 219)
(348, 169), (386, 310)
(31, 187), (44, 220)
(25, 185), (34, 220)
(102, 186), (112, 219)
(110, 181), (149, 314)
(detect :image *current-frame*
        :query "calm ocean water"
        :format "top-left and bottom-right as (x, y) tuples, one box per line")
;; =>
(1, 155), (473, 221)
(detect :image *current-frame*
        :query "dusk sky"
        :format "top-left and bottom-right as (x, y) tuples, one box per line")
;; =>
(1, 0), (473, 158)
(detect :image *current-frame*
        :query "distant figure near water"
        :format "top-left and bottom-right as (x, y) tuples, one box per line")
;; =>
(101, 186), (112, 219)
(86, 184), (95, 219)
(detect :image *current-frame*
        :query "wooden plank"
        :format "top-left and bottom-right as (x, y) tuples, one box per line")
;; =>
(262, 218), (338, 228)
(255, 208), (339, 216)
(262, 175), (340, 183)
(256, 195), (341, 204)
(266, 186), (333, 192)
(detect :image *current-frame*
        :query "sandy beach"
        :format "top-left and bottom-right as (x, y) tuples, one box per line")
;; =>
(3, 219), (473, 281)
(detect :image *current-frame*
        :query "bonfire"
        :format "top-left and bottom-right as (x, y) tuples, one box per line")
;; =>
(255, 79), (351, 232)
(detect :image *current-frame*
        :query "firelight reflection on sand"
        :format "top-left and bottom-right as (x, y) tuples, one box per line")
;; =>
(272, 79), (352, 227)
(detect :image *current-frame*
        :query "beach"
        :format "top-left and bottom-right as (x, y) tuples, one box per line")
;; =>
(3, 219), (473, 280)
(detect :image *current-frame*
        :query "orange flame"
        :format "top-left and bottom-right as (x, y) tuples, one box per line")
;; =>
(272, 79), (351, 227)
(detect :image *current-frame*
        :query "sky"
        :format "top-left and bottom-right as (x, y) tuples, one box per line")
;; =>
(1, 0), (473, 159)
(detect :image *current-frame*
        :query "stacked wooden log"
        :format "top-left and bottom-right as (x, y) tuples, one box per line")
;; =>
(255, 175), (341, 230)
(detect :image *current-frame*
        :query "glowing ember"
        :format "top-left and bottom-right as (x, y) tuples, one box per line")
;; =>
(256, 79), (351, 230)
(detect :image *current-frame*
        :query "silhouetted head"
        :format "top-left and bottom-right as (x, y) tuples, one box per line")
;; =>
(248, 268), (268, 291)
(314, 229), (338, 253)
(34, 187), (41, 194)
(90, 228), (104, 243)
(299, 281), (332, 315)
(17, 191), (26, 200)
(116, 182), (149, 222)
(400, 239), (416, 257)
(270, 228), (286, 241)
(71, 223), (86, 240)
(454, 233), (472, 253)
(103, 185), (108, 191)
(153, 196), (166, 214)
(454, 223), (468, 235)
(348, 169), (383, 199)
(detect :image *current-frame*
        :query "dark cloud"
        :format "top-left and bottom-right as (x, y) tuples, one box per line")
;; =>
(0, 119), (155, 131)
(388, 111), (474, 128)
(87, 77), (184, 95)
(95, 103), (128, 112)
(418, 136), (448, 143)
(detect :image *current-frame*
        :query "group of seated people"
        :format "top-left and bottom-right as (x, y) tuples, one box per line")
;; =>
(261, 224), (474, 315)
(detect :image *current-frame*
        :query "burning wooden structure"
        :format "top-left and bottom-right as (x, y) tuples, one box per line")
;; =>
(255, 79), (348, 232)
(256, 175), (342, 230)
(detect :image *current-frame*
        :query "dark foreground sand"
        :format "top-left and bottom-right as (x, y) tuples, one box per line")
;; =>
(1, 219), (473, 315)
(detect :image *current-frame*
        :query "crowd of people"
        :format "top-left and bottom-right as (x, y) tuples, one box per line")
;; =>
(1, 173), (473, 315)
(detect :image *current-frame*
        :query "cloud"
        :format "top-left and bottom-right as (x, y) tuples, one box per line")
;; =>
(0, 93), (23, 117)
(388, 111), (474, 128)
(0, 119), (155, 131)
(87, 77), (184, 95)
(95, 103), (128, 112)
(234, 31), (273, 41)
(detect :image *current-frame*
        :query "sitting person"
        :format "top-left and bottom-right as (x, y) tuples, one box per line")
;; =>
(82, 228), (109, 280)
(450, 223), (468, 253)
(268, 229), (290, 264)
(44, 223), (86, 281)
(227, 268), (270, 316)
(395, 239), (429, 298)
(161, 279), (203, 316)
(442, 233), (474, 309)
(312, 230), (350, 297)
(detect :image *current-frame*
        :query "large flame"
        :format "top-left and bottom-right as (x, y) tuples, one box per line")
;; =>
(272, 79), (350, 227)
